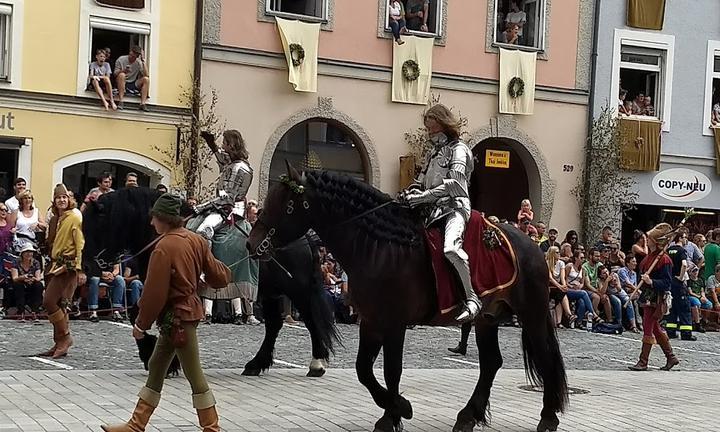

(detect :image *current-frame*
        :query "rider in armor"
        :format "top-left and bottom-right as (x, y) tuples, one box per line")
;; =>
(194, 130), (253, 242)
(401, 104), (481, 322)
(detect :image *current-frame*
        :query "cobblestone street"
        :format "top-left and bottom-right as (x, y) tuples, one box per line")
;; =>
(0, 320), (717, 431)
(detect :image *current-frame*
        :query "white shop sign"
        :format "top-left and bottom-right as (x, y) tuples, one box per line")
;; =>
(651, 168), (712, 203)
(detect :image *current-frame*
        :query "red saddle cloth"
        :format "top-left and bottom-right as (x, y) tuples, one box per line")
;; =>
(424, 211), (518, 313)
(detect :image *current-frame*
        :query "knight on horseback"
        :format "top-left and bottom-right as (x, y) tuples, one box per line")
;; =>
(400, 104), (481, 322)
(194, 129), (253, 242)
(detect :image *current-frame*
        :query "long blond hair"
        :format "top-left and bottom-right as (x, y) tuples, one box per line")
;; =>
(424, 104), (461, 141)
(546, 245), (560, 272)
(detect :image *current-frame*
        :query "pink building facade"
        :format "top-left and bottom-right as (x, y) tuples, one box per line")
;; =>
(201, 0), (594, 232)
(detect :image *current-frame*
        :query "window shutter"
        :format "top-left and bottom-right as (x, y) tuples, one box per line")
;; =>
(96, 0), (145, 9)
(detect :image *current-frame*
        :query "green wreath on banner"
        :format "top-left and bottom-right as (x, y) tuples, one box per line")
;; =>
(402, 60), (420, 81)
(508, 76), (525, 98)
(289, 43), (305, 67)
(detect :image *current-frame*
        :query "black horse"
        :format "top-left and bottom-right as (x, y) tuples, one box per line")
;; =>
(82, 187), (339, 377)
(247, 165), (568, 432)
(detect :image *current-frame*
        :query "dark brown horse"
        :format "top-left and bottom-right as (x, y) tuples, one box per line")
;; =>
(248, 165), (568, 432)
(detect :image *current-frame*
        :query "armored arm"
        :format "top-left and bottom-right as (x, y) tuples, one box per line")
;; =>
(406, 144), (471, 206)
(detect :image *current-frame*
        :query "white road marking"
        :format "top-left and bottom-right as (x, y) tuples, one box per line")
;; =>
(105, 321), (133, 329)
(273, 359), (305, 369)
(609, 358), (659, 370)
(29, 357), (74, 370)
(443, 357), (478, 367)
(284, 324), (309, 331)
(595, 333), (720, 357)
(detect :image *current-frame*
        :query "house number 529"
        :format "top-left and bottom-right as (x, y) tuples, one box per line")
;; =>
(563, 164), (574, 172)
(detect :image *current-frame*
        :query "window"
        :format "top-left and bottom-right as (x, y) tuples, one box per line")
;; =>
(266, 0), (327, 21)
(0, 4), (11, 81)
(493, 0), (546, 50)
(384, 0), (444, 37)
(269, 120), (367, 190)
(611, 30), (675, 132)
(87, 17), (149, 91)
(96, 0), (145, 9)
(619, 46), (663, 119)
(703, 41), (720, 135)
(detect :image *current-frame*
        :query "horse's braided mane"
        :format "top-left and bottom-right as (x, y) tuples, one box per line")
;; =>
(304, 171), (423, 248)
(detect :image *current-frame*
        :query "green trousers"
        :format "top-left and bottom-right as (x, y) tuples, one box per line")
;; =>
(139, 322), (216, 409)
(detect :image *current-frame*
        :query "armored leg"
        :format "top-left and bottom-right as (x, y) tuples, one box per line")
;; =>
(444, 212), (480, 322)
(195, 212), (225, 246)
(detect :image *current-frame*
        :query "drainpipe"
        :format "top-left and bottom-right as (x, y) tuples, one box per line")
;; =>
(188, 0), (204, 197)
(194, 0), (204, 93)
(581, 0), (602, 242)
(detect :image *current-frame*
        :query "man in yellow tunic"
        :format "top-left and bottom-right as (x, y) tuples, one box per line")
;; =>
(38, 184), (84, 359)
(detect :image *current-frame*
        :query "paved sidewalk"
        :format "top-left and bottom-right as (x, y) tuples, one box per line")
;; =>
(0, 368), (713, 431)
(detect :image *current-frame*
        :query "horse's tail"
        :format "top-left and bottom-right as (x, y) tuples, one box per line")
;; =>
(521, 314), (569, 413)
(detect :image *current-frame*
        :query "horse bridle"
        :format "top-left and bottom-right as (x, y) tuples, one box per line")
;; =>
(254, 189), (397, 258)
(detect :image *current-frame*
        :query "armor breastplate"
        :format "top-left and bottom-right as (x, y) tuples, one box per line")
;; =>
(219, 160), (253, 201)
(420, 141), (474, 224)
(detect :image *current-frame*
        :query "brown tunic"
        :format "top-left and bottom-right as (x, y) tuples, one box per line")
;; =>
(136, 228), (230, 330)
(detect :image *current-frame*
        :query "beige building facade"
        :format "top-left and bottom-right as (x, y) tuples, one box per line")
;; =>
(201, 0), (595, 233)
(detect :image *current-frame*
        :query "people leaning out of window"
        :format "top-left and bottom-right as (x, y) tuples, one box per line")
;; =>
(405, 0), (429, 32)
(114, 45), (150, 112)
(388, 0), (408, 45)
(500, 23), (520, 45)
(88, 49), (118, 111)
(618, 90), (656, 117)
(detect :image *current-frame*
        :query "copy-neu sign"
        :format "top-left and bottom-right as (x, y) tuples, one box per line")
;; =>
(652, 168), (712, 202)
(485, 150), (510, 169)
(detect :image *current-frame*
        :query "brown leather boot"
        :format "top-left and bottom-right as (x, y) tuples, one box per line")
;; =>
(197, 406), (220, 432)
(52, 312), (73, 359)
(38, 309), (65, 357)
(628, 342), (653, 371)
(657, 332), (679, 371)
(101, 399), (156, 432)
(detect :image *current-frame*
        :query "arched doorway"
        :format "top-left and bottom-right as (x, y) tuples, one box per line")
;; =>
(470, 138), (539, 222)
(268, 118), (369, 190)
(53, 149), (170, 200)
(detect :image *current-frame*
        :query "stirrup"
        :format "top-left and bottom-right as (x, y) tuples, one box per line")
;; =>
(456, 300), (480, 323)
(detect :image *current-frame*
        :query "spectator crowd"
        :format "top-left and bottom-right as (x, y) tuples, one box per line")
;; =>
(2, 175), (718, 345)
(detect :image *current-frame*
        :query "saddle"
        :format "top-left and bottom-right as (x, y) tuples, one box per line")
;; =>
(424, 211), (518, 314)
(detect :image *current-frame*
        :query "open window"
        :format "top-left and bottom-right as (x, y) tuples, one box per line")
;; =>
(384, 0), (444, 37)
(703, 42), (720, 134)
(266, 0), (327, 21)
(493, 0), (546, 51)
(87, 17), (149, 91)
(611, 30), (674, 131)
(619, 46), (663, 119)
(0, 4), (11, 81)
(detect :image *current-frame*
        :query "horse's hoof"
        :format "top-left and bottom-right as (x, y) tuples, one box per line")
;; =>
(394, 395), (413, 420)
(306, 367), (326, 378)
(241, 368), (261, 376)
(536, 417), (559, 432)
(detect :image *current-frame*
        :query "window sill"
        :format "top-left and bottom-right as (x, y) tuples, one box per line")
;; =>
(487, 42), (548, 61)
(492, 42), (544, 53)
(379, 28), (446, 46)
(618, 114), (661, 123)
